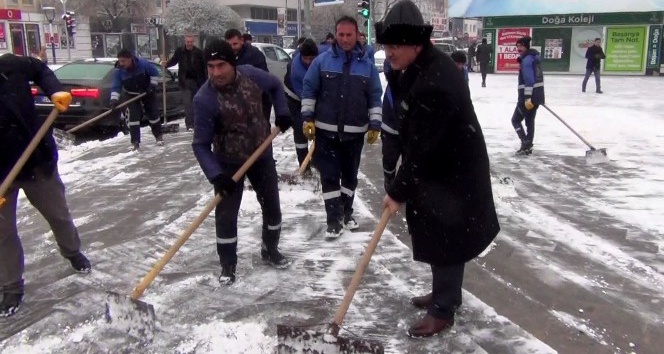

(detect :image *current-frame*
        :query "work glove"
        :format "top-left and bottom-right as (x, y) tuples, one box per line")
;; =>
(51, 91), (72, 112)
(109, 99), (119, 110)
(524, 98), (534, 111)
(275, 115), (292, 133)
(366, 130), (380, 144)
(212, 174), (239, 197)
(303, 121), (316, 141)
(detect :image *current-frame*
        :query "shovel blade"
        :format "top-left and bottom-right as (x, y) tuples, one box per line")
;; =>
(276, 324), (384, 354)
(105, 291), (156, 340)
(585, 148), (609, 165)
(53, 128), (76, 148)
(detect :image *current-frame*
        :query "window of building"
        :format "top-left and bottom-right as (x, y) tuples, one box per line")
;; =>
(251, 7), (277, 21)
(24, 0), (35, 5)
(9, 0), (19, 4)
(287, 9), (303, 22)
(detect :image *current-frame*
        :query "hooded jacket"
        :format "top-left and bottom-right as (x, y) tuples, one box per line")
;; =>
(301, 43), (382, 140)
(517, 49), (545, 106)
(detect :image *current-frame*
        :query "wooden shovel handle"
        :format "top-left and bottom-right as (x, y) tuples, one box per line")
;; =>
(331, 208), (392, 327)
(130, 127), (281, 299)
(0, 108), (60, 208)
(67, 93), (147, 134)
(296, 141), (315, 175)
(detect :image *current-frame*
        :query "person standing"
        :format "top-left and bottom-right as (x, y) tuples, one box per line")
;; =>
(110, 48), (163, 150)
(582, 37), (606, 94)
(192, 40), (293, 285)
(163, 35), (206, 132)
(475, 37), (491, 87)
(451, 50), (469, 83)
(318, 32), (335, 54)
(301, 16), (382, 239)
(358, 32), (375, 63)
(467, 41), (477, 72)
(242, 33), (253, 45)
(511, 36), (545, 155)
(224, 29), (268, 72)
(284, 39), (319, 171)
(376, 0), (500, 338)
(0, 54), (91, 317)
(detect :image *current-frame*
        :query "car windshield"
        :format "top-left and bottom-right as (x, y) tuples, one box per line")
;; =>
(55, 63), (113, 80)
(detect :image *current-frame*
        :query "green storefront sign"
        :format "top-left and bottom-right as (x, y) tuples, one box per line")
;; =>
(481, 28), (496, 73)
(605, 27), (646, 72)
(484, 12), (663, 28)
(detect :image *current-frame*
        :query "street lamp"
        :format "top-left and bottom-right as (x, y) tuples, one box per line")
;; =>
(42, 6), (56, 64)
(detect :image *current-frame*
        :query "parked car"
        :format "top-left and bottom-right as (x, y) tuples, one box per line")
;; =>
(33, 58), (183, 133)
(284, 48), (296, 58)
(251, 42), (291, 81)
(433, 43), (458, 55)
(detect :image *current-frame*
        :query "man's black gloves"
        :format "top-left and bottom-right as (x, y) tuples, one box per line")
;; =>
(212, 174), (239, 196)
(275, 115), (292, 133)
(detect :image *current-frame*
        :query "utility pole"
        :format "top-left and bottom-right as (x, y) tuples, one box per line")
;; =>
(161, 0), (167, 119)
(61, 0), (71, 61)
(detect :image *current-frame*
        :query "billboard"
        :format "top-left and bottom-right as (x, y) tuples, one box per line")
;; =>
(605, 26), (646, 72)
(496, 28), (530, 72)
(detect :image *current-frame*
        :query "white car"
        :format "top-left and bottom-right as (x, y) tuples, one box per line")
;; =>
(374, 50), (385, 72)
(284, 48), (296, 58)
(252, 43), (291, 81)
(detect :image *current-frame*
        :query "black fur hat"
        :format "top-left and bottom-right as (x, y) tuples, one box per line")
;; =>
(375, 0), (433, 45)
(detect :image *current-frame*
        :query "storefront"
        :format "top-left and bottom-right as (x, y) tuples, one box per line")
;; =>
(0, 9), (42, 57)
(480, 12), (664, 75)
(245, 21), (303, 48)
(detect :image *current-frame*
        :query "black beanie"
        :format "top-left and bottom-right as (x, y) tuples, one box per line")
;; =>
(375, 0), (433, 45)
(300, 39), (319, 57)
(516, 36), (532, 49)
(204, 39), (237, 66)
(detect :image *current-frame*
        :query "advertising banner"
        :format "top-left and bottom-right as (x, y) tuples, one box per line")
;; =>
(605, 27), (646, 72)
(277, 8), (286, 36)
(496, 28), (530, 72)
(646, 25), (662, 70)
(569, 26), (604, 74)
(481, 28), (496, 73)
(0, 22), (6, 49)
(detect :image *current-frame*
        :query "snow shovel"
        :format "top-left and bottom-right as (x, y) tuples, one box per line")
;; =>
(105, 127), (281, 339)
(276, 208), (391, 353)
(53, 93), (147, 146)
(279, 141), (316, 185)
(542, 104), (609, 164)
(0, 108), (60, 209)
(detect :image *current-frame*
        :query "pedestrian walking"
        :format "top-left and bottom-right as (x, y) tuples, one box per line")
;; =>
(301, 16), (383, 239)
(110, 48), (163, 150)
(376, 0), (500, 338)
(582, 37), (606, 93)
(191, 40), (293, 286)
(1, 54), (91, 317)
(163, 35), (206, 131)
(511, 36), (545, 155)
(476, 37), (492, 87)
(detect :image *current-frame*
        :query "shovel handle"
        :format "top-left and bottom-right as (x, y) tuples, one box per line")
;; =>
(67, 93), (147, 134)
(296, 141), (315, 175)
(542, 104), (596, 150)
(130, 127), (281, 300)
(0, 108), (60, 208)
(331, 208), (392, 328)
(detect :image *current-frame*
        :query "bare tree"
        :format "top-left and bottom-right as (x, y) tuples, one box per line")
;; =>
(165, 0), (242, 37)
(63, 0), (156, 30)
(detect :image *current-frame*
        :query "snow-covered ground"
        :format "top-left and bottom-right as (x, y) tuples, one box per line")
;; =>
(1, 72), (662, 354)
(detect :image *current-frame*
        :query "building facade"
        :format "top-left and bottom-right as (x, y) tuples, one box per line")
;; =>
(223, 0), (303, 48)
(0, 0), (92, 62)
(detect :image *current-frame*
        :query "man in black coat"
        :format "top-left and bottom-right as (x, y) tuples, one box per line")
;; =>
(582, 37), (606, 93)
(475, 37), (492, 87)
(376, 0), (500, 338)
(163, 35), (206, 131)
(0, 54), (91, 317)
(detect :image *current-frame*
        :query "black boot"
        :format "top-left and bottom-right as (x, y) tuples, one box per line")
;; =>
(0, 293), (24, 317)
(218, 264), (236, 285)
(515, 140), (533, 155)
(261, 244), (291, 269)
(66, 252), (91, 273)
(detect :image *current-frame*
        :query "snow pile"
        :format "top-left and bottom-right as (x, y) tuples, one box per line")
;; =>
(174, 321), (276, 354)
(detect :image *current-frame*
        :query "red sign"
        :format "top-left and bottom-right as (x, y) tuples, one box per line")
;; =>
(0, 22), (6, 49)
(0, 9), (22, 20)
(44, 32), (60, 49)
(496, 28), (531, 72)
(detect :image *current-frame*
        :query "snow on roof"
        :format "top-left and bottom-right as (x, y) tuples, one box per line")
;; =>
(449, 0), (664, 17)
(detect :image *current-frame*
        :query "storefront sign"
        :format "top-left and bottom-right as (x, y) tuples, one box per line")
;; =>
(0, 22), (6, 49)
(0, 9), (22, 20)
(496, 28), (530, 72)
(44, 31), (61, 49)
(605, 27), (646, 72)
(646, 25), (661, 69)
(484, 12), (662, 28)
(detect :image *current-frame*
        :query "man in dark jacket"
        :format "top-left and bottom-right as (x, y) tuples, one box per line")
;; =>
(512, 36), (545, 155)
(284, 39), (318, 170)
(163, 35), (206, 131)
(192, 40), (293, 286)
(376, 0), (500, 338)
(110, 48), (163, 150)
(224, 29), (268, 72)
(467, 41), (477, 72)
(582, 37), (606, 93)
(475, 37), (491, 87)
(0, 54), (91, 317)
(301, 16), (383, 239)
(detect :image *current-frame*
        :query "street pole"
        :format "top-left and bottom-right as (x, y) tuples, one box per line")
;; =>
(161, 0), (167, 121)
(49, 22), (56, 64)
(61, 0), (71, 62)
(297, 0), (301, 38)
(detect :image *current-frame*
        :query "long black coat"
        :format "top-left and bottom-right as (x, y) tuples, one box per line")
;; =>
(385, 45), (500, 267)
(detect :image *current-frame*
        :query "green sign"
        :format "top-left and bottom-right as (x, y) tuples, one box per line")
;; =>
(484, 12), (663, 28)
(605, 27), (646, 72)
(481, 28), (496, 73)
(646, 25), (662, 69)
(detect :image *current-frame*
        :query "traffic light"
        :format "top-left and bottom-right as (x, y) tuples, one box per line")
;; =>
(357, 0), (370, 19)
(62, 11), (76, 36)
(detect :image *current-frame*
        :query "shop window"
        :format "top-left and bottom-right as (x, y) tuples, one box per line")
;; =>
(25, 24), (40, 56)
(251, 7), (277, 21)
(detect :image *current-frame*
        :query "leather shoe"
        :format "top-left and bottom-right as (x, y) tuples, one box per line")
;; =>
(410, 292), (432, 309)
(407, 314), (454, 338)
